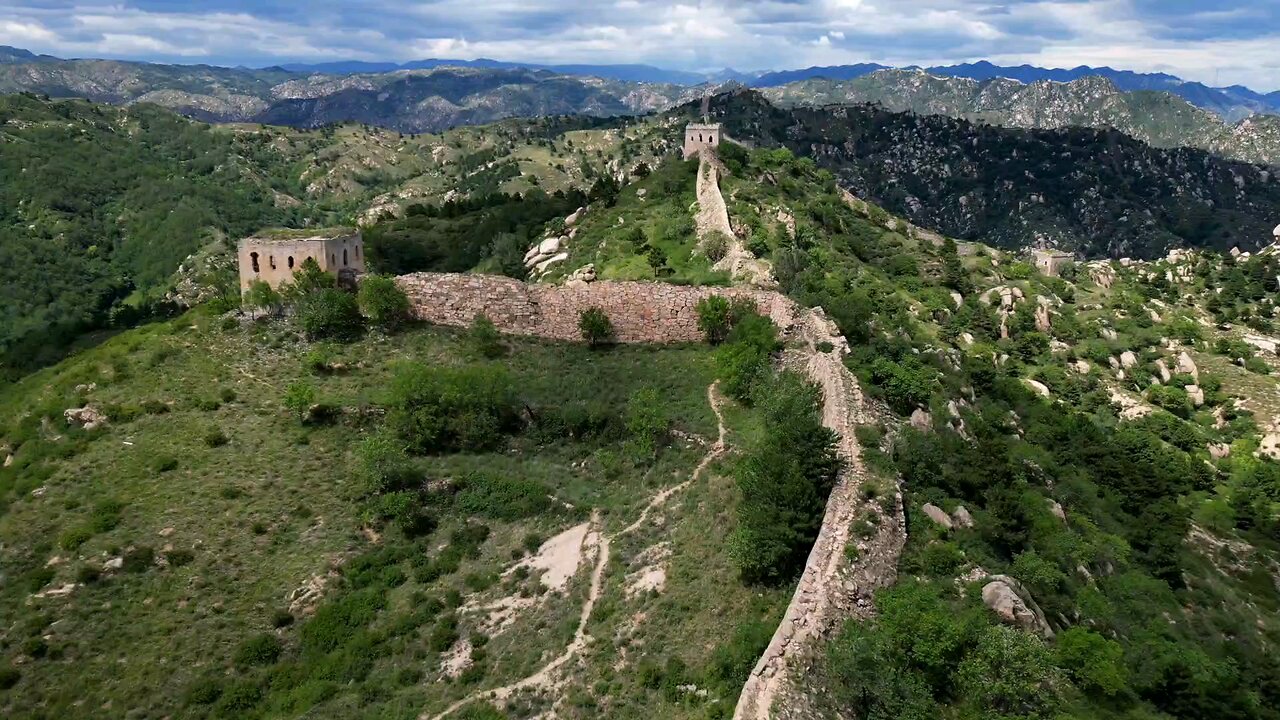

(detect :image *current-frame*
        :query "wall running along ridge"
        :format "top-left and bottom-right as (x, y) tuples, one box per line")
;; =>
(394, 272), (795, 342)
(393, 271), (906, 718)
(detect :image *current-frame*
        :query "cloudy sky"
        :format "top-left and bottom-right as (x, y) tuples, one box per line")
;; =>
(1, 1), (1277, 90)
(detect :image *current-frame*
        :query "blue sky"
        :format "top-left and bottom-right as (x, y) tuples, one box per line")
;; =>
(1, 1), (1277, 90)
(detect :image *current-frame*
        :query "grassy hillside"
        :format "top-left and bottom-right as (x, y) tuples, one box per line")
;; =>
(0, 303), (797, 719)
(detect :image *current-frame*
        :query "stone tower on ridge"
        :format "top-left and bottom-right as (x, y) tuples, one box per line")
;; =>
(683, 93), (721, 159)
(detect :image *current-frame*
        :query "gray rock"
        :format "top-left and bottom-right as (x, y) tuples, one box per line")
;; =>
(910, 408), (932, 431)
(922, 503), (953, 530)
(952, 505), (975, 529)
(1120, 351), (1138, 369)
(982, 577), (1054, 638)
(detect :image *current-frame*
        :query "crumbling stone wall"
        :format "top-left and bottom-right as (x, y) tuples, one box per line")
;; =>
(394, 271), (907, 720)
(394, 272), (797, 342)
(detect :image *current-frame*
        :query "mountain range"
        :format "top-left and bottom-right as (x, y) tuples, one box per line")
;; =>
(764, 70), (1280, 167)
(4, 45), (1278, 119)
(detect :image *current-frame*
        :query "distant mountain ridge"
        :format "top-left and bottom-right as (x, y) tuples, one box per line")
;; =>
(763, 70), (1280, 167)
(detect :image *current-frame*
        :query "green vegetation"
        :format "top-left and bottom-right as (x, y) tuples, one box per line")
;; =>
(578, 307), (615, 347)
(0, 301), (780, 719)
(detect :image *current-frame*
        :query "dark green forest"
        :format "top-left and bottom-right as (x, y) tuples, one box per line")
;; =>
(0, 94), (323, 376)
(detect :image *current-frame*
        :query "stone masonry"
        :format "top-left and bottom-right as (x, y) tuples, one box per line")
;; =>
(394, 271), (907, 720)
(394, 272), (796, 343)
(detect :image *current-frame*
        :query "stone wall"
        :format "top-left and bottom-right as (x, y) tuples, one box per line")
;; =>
(394, 272), (797, 343)
(393, 270), (907, 720)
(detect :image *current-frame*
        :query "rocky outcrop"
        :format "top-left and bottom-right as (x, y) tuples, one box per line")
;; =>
(980, 575), (1054, 639)
(64, 406), (106, 431)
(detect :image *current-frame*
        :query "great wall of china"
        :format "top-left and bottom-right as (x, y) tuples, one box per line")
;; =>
(393, 268), (907, 718)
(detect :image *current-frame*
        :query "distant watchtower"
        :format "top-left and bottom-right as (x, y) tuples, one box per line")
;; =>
(237, 228), (366, 291)
(683, 94), (721, 159)
(1031, 248), (1073, 277)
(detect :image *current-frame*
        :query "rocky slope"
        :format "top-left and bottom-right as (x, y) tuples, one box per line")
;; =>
(765, 71), (1280, 167)
(706, 90), (1280, 259)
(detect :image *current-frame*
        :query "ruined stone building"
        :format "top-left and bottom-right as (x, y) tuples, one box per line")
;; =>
(683, 122), (721, 159)
(1031, 248), (1073, 277)
(237, 228), (365, 291)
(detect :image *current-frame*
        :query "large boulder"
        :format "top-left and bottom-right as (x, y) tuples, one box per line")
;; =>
(921, 503), (953, 530)
(1119, 351), (1138, 369)
(1023, 379), (1051, 398)
(910, 408), (932, 431)
(952, 505), (975, 529)
(1177, 351), (1199, 382)
(1185, 385), (1205, 407)
(981, 576), (1054, 639)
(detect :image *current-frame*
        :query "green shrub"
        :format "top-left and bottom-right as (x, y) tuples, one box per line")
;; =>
(203, 428), (229, 447)
(59, 526), (93, 551)
(272, 609), (295, 628)
(152, 455), (179, 473)
(234, 633), (282, 668)
(219, 387), (238, 403)
(729, 372), (841, 584)
(697, 296), (734, 344)
(386, 363), (519, 454)
(298, 288), (364, 341)
(357, 275), (411, 330)
(166, 549), (195, 567)
(284, 380), (317, 421)
(213, 680), (263, 717)
(141, 399), (170, 415)
(183, 677), (223, 705)
(468, 314), (505, 359)
(76, 564), (101, 584)
(355, 432), (415, 495)
(625, 387), (668, 458)
(578, 307), (615, 347)
(122, 546), (155, 573)
(703, 232), (730, 262)
(867, 356), (938, 413)
(454, 473), (554, 520)
(243, 280), (282, 318)
(21, 637), (47, 659)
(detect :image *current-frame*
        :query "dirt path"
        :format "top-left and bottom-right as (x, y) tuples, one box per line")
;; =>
(425, 381), (728, 719)
(732, 309), (907, 720)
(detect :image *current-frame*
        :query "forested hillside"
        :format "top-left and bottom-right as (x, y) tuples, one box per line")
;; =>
(709, 91), (1280, 259)
(0, 94), (317, 374)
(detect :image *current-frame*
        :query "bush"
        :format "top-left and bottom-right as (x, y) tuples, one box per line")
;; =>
(386, 363), (519, 453)
(355, 432), (415, 495)
(625, 387), (668, 458)
(867, 356), (937, 413)
(703, 232), (730, 262)
(203, 428), (229, 447)
(273, 609), (295, 628)
(284, 380), (316, 422)
(234, 633), (282, 668)
(454, 473), (555, 520)
(152, 455), (179, 473)
(166, 549), (195, 567)
(59, 526), (93, 551)
(243, 280), (282, 318)
(357, 275), (411, 330)
(578, 307), (615, 347)
(697, 296), (734, 344)
(298, 288), (364, 341)
(122, 546), (155, 573)
(183, 677), (223, 705)
(468, 314), (505, 359)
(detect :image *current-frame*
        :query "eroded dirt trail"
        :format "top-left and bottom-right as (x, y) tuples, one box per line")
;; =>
(425, 381), (729, 720)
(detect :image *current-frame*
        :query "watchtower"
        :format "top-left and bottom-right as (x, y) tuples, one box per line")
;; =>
(237, 228), (366, 291)
(683, 93), (721, 159)
(1031, 248), (1073, 277)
